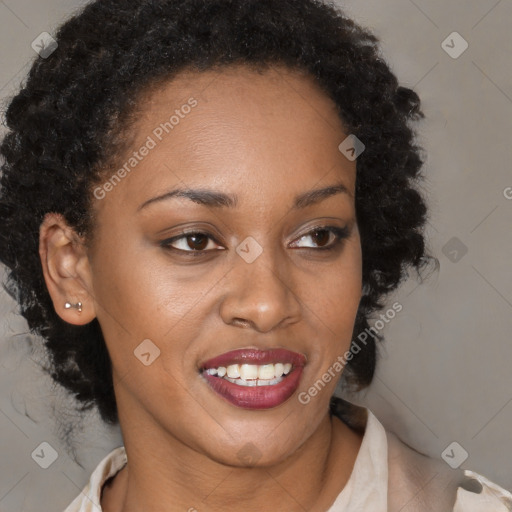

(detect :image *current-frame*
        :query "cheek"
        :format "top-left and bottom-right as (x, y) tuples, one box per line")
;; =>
(90, 251), (222, 386)
(306, 238), (362, 338)
(89, 231), (197, 332)
(298, 243), (362, 402)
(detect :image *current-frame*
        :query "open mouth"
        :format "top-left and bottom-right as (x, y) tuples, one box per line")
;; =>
(203, 362), (293, 386)
(199, 348), (306, 409)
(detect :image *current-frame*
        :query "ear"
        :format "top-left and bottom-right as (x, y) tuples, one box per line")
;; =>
(38, 212), (96, 325)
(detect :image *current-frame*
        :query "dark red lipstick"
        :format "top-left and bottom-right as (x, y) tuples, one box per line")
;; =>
(199, 348), (306, 409)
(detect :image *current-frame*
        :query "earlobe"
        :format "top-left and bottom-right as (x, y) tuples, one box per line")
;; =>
(38, 212), (96, 325)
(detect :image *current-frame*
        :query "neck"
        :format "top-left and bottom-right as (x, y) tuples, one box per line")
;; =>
(103, 402), (363, 512)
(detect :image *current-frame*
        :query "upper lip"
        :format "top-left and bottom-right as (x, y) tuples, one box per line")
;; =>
(199, 348), (307, 371)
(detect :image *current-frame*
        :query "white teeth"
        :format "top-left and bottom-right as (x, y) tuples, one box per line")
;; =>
(205, 362), (294, 386)
(224, 376), (285, 387)
(258, 364), (275, 380)
(239, 364), (258, 380)
(241, 378), (258, 387)
(226, 364), (240, 378)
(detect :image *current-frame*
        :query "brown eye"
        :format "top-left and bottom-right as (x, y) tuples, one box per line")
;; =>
(310, 229), (331, 248)
(160, 231), (223, 255)
(185, 233), (209, 251)
(291, 226), (349, 250)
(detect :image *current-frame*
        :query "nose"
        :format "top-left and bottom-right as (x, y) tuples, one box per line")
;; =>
(219, 246), (302, 333)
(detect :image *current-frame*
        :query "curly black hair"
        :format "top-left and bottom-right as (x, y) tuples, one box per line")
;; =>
(0, 0), (436, 428)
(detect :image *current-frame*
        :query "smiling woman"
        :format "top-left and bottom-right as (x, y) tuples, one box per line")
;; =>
(0, 1), (511, 511)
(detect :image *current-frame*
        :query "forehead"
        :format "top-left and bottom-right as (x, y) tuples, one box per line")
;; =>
(130, 63), (346, 147)
(93, 64), (355, 216)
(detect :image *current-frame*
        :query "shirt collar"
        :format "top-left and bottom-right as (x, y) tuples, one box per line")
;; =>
(327, 405), (388, 512)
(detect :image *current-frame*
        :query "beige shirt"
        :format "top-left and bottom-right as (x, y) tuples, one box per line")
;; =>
(63, 403), (512, 512)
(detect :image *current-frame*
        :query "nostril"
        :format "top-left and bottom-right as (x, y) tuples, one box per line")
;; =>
(232, 318), (251, 328)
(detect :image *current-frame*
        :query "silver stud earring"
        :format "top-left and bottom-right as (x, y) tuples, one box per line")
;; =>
(64, 301), (82, 313)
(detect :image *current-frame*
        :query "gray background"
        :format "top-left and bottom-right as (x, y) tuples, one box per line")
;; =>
(0, 0), (511, 510)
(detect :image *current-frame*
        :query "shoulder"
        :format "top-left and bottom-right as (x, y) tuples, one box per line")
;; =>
(62, 446), (127, 512)
(453, 470), (512, 512)
(329, 397), (512, 512)
(386, 429), (512, 512)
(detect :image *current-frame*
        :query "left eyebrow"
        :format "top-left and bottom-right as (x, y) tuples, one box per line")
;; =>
(136, 182), (351, 212)
(292, 183), (351, 209)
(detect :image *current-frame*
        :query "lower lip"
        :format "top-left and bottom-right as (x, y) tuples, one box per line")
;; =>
(202, 367), (304, 409)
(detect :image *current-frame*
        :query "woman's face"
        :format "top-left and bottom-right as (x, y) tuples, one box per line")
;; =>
(80, 65), (362, 465)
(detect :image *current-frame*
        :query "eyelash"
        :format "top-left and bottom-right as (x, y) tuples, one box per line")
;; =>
(159, 225), (350, 258)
